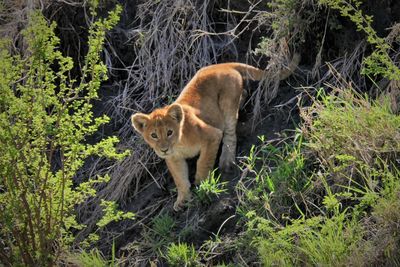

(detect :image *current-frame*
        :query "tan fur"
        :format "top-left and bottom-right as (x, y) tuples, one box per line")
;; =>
(131, 54), (300, 211)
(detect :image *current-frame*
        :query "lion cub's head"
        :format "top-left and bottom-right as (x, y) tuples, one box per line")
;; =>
(131, 104), (184, 158)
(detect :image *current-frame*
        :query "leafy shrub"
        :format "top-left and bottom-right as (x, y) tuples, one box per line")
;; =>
(96, 200), (135, 228)
(0, 4), (133, 266)
(318, 0), (400, 80)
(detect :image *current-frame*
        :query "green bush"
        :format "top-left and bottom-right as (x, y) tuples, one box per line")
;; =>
(0, 4), (133, 266)
(318, 0), (400, 80)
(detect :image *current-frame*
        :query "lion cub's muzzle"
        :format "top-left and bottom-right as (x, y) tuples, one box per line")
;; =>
(155, 146), (173, 158)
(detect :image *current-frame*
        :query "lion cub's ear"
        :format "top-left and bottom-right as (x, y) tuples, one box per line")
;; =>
(131, 113), (149, 134)
(167, 104), (184, 123)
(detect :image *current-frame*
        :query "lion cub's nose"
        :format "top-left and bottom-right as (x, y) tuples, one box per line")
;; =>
(160, 148), (168, 153)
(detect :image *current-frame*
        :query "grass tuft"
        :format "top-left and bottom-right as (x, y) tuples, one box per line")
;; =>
(195, 169), (228, 205)
(165, 242), (199, 267)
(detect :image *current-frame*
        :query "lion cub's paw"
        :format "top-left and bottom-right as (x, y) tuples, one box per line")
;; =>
(173, 192), (192, 211)
(194, 175), (206, 185)
(173, 200), (184, 211)
(219, 146), (236, 173)
(219, 156), (235, 173)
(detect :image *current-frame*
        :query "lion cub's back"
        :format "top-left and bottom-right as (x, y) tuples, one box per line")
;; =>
(176, 64), (238, 103)
(191, 63), (243, 95)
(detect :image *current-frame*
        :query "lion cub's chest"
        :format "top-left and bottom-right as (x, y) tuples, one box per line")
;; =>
(172, 144), (201, 159)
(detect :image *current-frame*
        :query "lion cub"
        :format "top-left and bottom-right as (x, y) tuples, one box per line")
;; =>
(131, 55), (300, 211)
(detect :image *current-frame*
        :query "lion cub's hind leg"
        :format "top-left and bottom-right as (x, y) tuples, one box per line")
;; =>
(219, 113), (239, 172)
(219, 80), (242, 172)
(194, 125), (223, 184)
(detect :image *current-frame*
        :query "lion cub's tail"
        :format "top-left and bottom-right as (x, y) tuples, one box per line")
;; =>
(233, 53), (300, 81)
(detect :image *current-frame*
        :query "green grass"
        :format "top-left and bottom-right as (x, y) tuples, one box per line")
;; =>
(152, 214), (176, 239)
(234, 86), (400, 266)
(245, 211), (363, 266)
(141, 213), (176, 256)
(236, 134), (311, 219)
(72, 247), (116, 267)
(165, 242), (199, 267)
(303, 88), (399, 171)
(195, 169), (228, 205)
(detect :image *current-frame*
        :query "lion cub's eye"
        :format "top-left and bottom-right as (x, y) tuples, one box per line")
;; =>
(150, 133), (158, 139)
(167, 130), (173, 137)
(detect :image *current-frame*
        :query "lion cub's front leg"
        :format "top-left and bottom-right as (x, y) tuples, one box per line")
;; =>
(165, 158), (191, 211)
